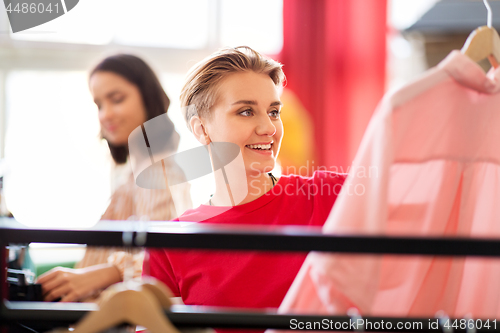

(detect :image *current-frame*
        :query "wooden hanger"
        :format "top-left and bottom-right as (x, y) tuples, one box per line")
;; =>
(51, 278), (180, 333)
(461, 0), (500, 69)
(72, 278), (179, 333)
(49, 223), (181, 333)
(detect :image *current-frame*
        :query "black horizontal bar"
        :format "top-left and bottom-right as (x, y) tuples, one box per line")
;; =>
(2, 217), (500, 257)
(2, 301), (500, 332)
(0, 218), (129, 247)
(145, 231), (500, 256)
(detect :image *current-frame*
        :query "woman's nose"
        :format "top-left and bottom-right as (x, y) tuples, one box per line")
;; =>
(256, 113), (276, 137)
(98, 104), (112, 123)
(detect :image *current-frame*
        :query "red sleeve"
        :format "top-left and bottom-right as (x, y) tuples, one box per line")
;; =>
(144, 249), (181, 297)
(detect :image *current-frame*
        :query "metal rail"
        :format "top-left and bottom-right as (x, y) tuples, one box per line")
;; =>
(2, 217), (500, 331)
(1, 218), (500, 256)
(3, 302), (500, 332)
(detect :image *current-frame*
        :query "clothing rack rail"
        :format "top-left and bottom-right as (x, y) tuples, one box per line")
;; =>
(2, 217), (500, 332)
(1, 218), (500, 256)
(3, 301), (499, 332)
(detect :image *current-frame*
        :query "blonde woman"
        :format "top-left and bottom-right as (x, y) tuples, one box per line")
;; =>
(147, 47), (345, 314)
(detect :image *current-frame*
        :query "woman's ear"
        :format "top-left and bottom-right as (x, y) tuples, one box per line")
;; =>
(190, 116), (211, 145)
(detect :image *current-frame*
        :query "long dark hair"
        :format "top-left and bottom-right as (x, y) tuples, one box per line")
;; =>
(90, 54), (171, 164)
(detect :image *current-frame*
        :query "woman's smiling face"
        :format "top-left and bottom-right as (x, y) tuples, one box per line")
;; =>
(204, 71), (283, 176)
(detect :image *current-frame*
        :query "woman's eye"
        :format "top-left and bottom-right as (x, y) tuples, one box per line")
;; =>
(239, 109), (253, 116)
(112, 97), (124, 104)
(269, 110), (281, 118)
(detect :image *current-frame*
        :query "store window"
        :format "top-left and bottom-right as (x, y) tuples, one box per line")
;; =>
(113, 0), (210, 49)
(10, 0), (211, 49)
(4, 71), (111, 228)
(9, 0), (283, 53)
(220, 0), (283, 54)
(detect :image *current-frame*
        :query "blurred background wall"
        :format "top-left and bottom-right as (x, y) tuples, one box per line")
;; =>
(0, 0), (495, 227)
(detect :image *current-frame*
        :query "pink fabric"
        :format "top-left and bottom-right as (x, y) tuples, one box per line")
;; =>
(279, 51), (500, 318)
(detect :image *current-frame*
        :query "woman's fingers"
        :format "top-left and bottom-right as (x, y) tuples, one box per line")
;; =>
(60, 291), (81, 303)
(40, 268), (95, 302)
(38, 265), (120, 303)
(39, 268), (83, 301)
(40, 270), (69, 295)
(44, 283), (71, 302)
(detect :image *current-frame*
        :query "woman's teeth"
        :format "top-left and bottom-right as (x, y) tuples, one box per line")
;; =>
(247, 143), (272, 150)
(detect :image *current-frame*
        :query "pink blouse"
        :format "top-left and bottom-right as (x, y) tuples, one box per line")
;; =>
(279, 51), (500, 318)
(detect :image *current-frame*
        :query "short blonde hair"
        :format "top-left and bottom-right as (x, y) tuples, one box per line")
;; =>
(180, 46), (285, 127)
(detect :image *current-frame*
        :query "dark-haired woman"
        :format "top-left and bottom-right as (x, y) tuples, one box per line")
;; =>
(37, 54), (191, 302)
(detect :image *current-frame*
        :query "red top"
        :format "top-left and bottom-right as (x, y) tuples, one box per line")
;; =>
(145, 171), (345, 311)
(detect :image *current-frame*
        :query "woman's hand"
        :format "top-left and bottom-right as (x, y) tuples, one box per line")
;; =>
(36, 264), (122, 302)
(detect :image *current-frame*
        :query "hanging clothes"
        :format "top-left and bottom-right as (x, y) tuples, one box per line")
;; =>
(279, 50), (500, 318)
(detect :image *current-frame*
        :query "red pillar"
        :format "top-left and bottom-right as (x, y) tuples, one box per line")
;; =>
(279, 0), (387, 170)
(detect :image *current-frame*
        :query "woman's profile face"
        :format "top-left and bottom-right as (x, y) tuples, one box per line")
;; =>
(205, 71), (283, 175)
(89, 71), (147, 146)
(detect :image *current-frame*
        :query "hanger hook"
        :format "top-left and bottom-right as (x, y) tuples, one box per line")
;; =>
(484, 0), (492, 28)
